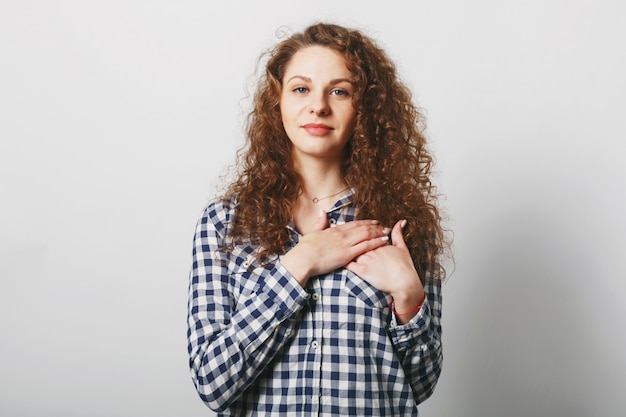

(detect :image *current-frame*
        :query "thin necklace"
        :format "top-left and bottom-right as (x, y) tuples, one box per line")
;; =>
(310, 186), (350, 204)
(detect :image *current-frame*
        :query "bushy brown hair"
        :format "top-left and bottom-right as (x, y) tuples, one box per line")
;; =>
(224, 23), (450, 283)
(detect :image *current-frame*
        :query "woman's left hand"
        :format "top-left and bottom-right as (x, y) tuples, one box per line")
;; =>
(346, 219), (425, 322)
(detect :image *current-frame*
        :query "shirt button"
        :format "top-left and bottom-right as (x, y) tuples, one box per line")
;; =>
(311, 340), (319, 349)
(242, 255), (254, 269)
(311, 293), (319, 301)
(328, 218), (337, 225)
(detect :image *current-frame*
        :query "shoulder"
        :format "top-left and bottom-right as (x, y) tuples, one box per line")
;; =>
(203, 195), (238, 219)
(198, 195), (239, 236)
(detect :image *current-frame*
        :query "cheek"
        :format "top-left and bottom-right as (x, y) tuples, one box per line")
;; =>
(345, 111), (357, 134)
(279, 99), (297, 123)
(344, 105), (357, 124)
(278, 103), (298, 140)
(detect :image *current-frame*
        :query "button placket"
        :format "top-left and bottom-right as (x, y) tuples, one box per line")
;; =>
(241, 254), (255, 270)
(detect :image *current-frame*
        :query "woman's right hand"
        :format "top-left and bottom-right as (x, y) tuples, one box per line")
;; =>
(280, 212), (390, 287)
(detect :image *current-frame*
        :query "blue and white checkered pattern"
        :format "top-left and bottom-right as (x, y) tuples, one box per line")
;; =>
(187, 191), (443, 416)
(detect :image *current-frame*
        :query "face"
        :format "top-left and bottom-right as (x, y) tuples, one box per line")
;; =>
(279, 46), (357, 164)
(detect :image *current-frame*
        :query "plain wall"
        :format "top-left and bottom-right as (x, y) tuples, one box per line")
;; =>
(1, 1), (624, 416)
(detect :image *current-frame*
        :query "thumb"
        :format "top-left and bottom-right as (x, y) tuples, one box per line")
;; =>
(390, 219), (409, 250)
(310, 210), (330, 232)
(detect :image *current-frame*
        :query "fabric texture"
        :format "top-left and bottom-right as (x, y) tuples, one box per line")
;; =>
(187, 190), (442, 416)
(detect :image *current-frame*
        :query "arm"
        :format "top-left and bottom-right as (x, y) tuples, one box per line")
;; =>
(187, 202), (309, 412)
(346, 219), (443, 403)
(388, 279), (443, 403)
(187, 202), (390, 411)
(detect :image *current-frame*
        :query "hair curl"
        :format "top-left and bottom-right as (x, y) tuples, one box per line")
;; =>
(224, 23), (451, 283)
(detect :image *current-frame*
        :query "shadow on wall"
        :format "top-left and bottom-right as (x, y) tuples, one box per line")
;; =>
(457, 205), (604, 417)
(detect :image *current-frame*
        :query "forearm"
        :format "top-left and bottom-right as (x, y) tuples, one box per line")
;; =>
(388, 281), (443, 403)
(187, 202), (311, 411)
(188, 262), (309, 411)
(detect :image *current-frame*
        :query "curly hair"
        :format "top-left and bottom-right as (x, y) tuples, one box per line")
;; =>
(224, 22), (450, 283)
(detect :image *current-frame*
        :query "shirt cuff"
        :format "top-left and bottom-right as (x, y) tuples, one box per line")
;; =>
(232, 260), (310, 353)
(257, 259), (310, 321)
(388, 301), (432, 349)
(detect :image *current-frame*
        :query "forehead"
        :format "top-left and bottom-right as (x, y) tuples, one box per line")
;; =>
(282, 46), (352, 82)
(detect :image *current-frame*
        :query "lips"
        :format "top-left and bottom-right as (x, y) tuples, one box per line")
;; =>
(302, 123), (333, 136)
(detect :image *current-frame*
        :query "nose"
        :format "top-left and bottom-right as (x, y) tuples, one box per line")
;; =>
(310, 92), (330, 116)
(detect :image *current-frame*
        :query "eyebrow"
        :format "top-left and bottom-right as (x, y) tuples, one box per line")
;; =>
(286, 75), (354, 85)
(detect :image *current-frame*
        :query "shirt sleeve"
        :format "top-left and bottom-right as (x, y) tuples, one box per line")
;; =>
(187, 201), (310, 412)
(387, 279), (443, 404)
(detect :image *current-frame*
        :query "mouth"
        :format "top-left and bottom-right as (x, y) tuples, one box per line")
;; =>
(302, 123), (334, 136)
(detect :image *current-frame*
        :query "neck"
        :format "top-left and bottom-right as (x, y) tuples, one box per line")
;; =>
(293, 156), (346, 201)
(290, 158), (348, 233)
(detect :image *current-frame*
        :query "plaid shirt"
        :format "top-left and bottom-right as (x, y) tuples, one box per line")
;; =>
(187, 191), (443, 416)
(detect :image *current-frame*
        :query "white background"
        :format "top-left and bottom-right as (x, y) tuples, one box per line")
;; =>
(1, 1), (625, 416)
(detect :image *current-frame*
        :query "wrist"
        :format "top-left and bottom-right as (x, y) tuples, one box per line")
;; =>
(392, 289), (426, 321)
(392, 286), (425, 310)
(280, 249), (312, 287)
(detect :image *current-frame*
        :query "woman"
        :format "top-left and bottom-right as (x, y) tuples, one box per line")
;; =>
(187, 22), (449, 416)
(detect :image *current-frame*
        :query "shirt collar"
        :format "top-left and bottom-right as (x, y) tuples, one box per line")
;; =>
(285, 188), (355, 235)
(326, 187), (354, 213)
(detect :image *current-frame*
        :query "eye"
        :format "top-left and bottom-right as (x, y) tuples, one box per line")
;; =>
(293, 86), (308, 94)
(330, 88), (350, 97)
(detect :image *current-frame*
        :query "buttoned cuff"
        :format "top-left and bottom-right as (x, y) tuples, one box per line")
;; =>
(388, 301), (432, 350)
(262, 260), (311, 320)
(230, 260), (309, 354)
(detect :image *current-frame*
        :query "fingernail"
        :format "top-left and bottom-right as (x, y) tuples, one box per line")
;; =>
(371, 220), (379, 225)
(401, 219), (407, 228)
(382, 228), (391, 234)
(381, 236), (389, 242)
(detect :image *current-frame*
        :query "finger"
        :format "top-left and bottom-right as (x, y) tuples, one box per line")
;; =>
(348, 235), (389, 259)
(390, 219), (409, 250)
(335, 223), (389, 248)
(335, 219), (383, 231)
(336, 220), (390, 241)
(310, 210), (330, 232)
